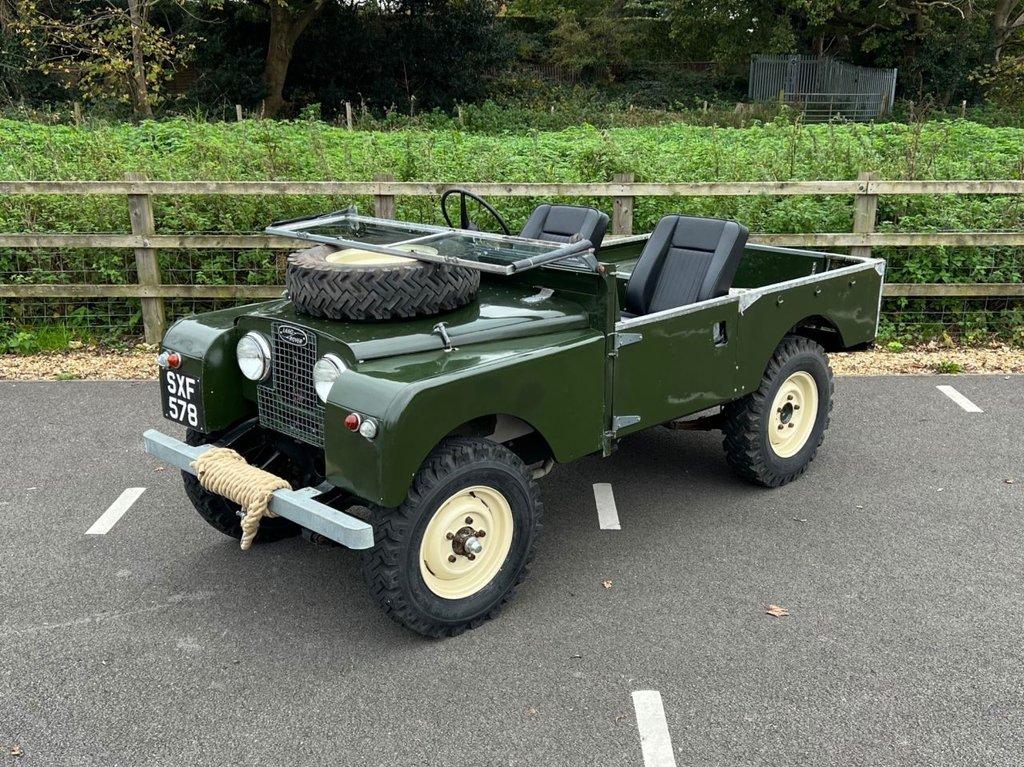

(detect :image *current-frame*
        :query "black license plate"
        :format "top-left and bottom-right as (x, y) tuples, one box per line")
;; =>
(161, 369), (204, 428)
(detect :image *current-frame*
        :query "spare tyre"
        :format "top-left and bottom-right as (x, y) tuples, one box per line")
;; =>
(286, 244), (480, 321)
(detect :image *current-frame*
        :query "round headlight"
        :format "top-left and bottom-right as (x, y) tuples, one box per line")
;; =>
(236, 331), (271, 381)
(313, 354), (346, 402)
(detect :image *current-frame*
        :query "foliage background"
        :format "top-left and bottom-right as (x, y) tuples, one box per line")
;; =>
(3, 1), (1022, 122)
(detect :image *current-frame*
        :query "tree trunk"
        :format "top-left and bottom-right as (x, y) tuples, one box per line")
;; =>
(126, 0), (154, 119)
(993, 0), (1023, 63)
(262, 1), (326, 118)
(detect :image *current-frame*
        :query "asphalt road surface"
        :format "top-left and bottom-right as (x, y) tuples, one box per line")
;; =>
(1, 376), (1021, 767)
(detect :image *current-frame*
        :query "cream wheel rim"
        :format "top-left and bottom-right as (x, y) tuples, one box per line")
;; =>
(768, 371), (819, 458)
(324, 243), (439, 267)
(419, 485), (514, 600)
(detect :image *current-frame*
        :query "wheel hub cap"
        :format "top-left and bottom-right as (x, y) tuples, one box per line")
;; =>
(419, 486), (513, 600)
(768, 371), (819, 459)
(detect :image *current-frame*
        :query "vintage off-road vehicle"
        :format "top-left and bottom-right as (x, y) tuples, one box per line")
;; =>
(144, 190), (885, 637)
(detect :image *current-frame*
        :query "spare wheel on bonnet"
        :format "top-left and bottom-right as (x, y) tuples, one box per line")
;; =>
(286, 243), (480, 321)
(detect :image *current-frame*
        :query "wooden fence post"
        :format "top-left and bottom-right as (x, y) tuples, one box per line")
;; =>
(373, 173), (396, 218)
(126, 172), (166, 344)
(345, 101), (354, 131)
(612, 172), (634, 236)
(235, 104), (244, 122)
(851, 171), (878, 259)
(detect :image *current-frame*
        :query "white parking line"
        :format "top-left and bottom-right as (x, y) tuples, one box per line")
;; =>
(87, 488), (146, 535)
(632, 690), (677, 767)
(593, 483), (620, 530)
(936, 385), (983, 413)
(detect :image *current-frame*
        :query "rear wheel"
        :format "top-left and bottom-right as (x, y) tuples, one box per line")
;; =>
(183, 420), (307, 542)
(361, 438), (542, 638)
(722, 336), (833, 487)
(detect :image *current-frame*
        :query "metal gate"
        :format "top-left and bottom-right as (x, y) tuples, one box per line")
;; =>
(748, 54), (897, 121)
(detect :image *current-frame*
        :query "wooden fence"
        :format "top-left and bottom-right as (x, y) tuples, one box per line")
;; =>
(2, 173), (1023, 343)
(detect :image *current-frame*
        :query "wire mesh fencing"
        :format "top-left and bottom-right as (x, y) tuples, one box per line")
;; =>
(3, 247), (1023, 350)
(749, 55), (897, 120)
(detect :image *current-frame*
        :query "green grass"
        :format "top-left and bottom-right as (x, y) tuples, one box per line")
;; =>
(1, 116), (1023, 230)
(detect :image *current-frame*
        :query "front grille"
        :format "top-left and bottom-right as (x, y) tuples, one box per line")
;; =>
(257, 323), (324, 447)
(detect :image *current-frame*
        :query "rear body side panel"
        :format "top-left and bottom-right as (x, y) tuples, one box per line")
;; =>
(611, 257), (883, 430)
(733, 261), (883, 393)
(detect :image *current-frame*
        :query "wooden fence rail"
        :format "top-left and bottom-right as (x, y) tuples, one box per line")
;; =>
(2, 175), (1023, 343)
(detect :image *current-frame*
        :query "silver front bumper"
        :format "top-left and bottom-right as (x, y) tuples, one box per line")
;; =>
(143, 429), (374, 550)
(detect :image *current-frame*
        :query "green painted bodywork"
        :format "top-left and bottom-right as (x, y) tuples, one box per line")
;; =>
(160, 236), (883, 507)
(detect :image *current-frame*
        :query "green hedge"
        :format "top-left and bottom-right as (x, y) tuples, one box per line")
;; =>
(1, 117), (1023, 349)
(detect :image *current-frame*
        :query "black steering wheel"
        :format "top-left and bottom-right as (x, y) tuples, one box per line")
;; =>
(440, 188), (511, 235)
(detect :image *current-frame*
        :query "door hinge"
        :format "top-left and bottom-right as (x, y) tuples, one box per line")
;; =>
(612, 414), (641, 432)
(611, 331), (642, 358)
(615, 331), (642, 350)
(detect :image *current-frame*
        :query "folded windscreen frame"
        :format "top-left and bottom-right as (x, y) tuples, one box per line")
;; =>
(266, 209), (599, 275)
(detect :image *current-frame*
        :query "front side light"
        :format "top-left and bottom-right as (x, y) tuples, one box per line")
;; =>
(313, 354), (346, 402)
(358, 418), (378, 440)
(236, 331), (271, 381)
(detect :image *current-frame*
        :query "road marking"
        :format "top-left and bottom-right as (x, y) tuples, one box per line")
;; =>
(936, 385), (982, 413)
(87, 488), (146, 535)
(632, 690), (676, 767)
(593, 483), (620, 530)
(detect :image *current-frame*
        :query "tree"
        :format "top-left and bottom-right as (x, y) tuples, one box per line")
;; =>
(127, 0), (153, 116)
(993, 0), (1024, 61)
(12, 0), (195, 118)
(548, 7), (633, 82)
(257, 0), (328, 116)
(665, 0), (978, 100)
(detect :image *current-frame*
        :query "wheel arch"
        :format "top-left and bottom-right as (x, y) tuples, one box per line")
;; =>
(443, 413), (556, 471)
(786, 313), (848, 352)
(738, 314), (842, 400)
(373, 402), (584, 507)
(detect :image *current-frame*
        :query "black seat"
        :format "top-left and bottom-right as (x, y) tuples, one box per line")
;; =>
(623, 215), (748, 316)
(520, 204), (609, 251)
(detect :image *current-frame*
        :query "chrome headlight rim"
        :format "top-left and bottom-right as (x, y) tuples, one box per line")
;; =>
(313, 353), (346, 403)
(236, 331), (272, 382)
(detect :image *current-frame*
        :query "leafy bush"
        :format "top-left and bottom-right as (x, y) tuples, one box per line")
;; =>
(931, 360), (964, 374)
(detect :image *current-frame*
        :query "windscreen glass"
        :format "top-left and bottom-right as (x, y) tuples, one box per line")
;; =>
(298, 217), (439, 246)
(272, 212), (596, 272)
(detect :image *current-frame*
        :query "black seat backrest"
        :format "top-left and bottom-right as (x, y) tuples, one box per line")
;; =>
(520, 204), (609, 252)
(624, 215), (748, 316)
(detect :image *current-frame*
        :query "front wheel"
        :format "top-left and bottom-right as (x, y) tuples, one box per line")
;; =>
(722, 335), (834, 487)
(361, 437), (542, 638)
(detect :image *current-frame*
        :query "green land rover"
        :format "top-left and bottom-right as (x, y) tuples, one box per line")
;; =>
(144, 190), (885, 637)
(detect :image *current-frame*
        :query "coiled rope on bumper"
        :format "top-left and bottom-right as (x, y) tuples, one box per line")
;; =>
(192, 447), (291, 550)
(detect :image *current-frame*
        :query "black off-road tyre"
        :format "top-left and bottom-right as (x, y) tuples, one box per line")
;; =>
(722, 335), (834, 487)
(361, 438), (543, 638)
(183, 426), (300, 543)
(286, 245), (480, 321)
